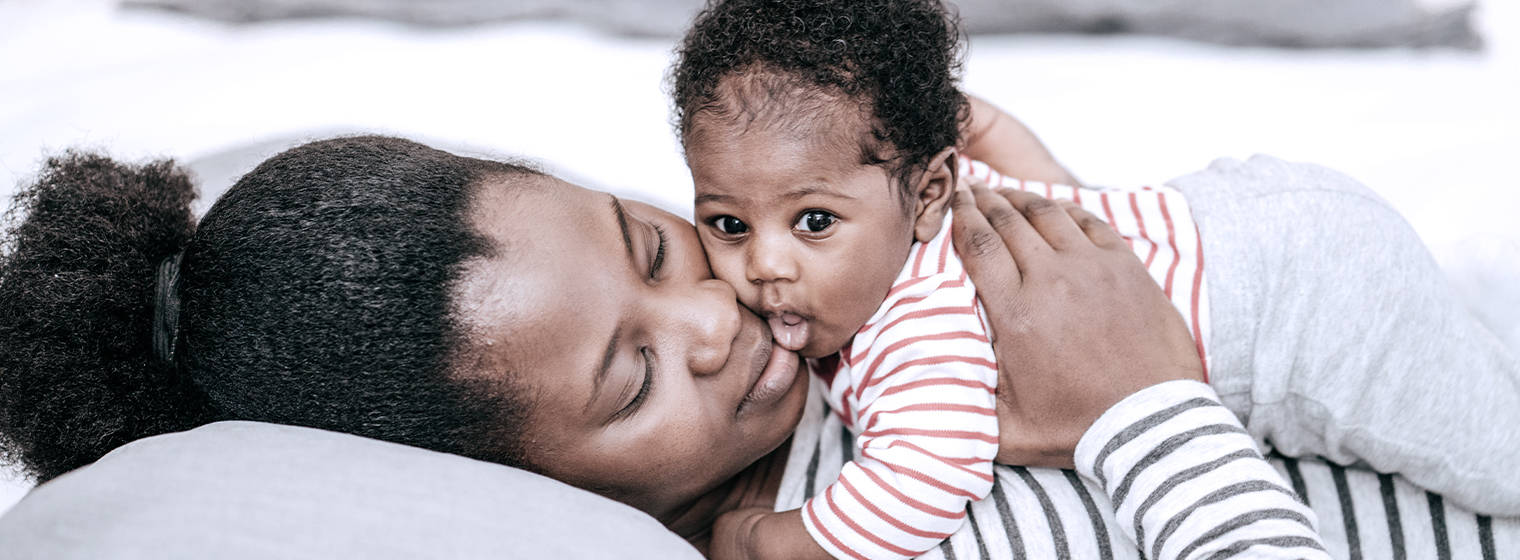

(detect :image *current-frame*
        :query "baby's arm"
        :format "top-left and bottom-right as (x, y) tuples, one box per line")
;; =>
(960, 95), (1082, 187)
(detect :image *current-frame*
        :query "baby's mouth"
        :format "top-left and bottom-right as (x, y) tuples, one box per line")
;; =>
(767, 313), (811, 352)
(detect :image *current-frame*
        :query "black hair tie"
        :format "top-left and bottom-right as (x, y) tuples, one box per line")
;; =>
(152, 252), (184, 364)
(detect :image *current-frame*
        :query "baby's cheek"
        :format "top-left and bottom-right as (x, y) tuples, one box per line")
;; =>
(709, 257), (740, 283)
(705, 253), (761, 311)
(729, 285), (765, 317)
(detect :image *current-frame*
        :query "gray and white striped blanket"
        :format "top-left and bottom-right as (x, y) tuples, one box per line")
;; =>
(777, 382), (1518, 560)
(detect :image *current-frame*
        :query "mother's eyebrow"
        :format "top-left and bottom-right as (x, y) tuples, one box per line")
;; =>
(610, 195), (635, 262)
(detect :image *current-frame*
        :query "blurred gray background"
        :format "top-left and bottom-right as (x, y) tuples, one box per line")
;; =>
(127, 0), (1482, 48)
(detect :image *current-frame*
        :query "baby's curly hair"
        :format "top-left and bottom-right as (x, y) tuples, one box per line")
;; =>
(671, 0), (969, 193)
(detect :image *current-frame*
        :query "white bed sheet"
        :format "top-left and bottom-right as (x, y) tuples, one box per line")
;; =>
(2, 0), (1517, 514)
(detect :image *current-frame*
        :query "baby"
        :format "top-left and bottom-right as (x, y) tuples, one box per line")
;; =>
(671, 0), (1520, 558)
(672, 0), (1210, 557)
(686, 64), (1001, 560)
(670, 0), (1085, 556)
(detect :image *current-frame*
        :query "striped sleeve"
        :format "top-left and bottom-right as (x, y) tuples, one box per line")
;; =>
(802, 215), (1001, 560)
(1076, 380), (1331, 560)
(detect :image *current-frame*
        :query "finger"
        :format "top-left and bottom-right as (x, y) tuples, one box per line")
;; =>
(1059, 199), (1129, 251)
(971, 180), (1054, 266)
(952, 178), (1023, 279)
(958, 172), (993, 193)
(993, 188), (1092, 253)
(951, 180), (1023, 332)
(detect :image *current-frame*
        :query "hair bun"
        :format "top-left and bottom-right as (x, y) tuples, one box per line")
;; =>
(0, 151), (211, 482)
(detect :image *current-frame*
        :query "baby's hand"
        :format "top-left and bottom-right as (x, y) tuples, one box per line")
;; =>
(710, 507), (833, 560)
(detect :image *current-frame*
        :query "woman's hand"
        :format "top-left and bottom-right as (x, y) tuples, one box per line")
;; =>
(951, 177), (1204, 468)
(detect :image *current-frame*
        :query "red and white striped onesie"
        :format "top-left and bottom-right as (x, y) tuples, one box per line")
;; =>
(800, 159), (1209, 560)
(801, 205), (1000, 560)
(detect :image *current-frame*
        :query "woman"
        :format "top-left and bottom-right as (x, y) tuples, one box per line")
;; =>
(0, 136), (1483, 558)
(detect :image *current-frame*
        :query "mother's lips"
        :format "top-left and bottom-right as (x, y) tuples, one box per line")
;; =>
(740, 341), (800, 412)
(767, 313), (810, 352)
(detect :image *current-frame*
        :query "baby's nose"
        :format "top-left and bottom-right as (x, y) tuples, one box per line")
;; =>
(745, 232), (798, 284)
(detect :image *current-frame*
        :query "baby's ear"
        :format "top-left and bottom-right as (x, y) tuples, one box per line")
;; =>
(911, 147), (958, 243)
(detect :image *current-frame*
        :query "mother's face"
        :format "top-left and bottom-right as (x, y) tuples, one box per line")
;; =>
(456, 173), (809, 517)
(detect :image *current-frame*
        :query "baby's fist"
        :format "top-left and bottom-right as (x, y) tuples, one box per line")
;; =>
(709, 507), (832, 560)
(709, 507), (771, 560)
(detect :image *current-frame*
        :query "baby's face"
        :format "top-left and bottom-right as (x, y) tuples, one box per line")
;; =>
(688, 116), (918, 359)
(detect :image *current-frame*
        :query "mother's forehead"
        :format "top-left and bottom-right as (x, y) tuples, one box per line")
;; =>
(450, 175), (649, 414)
(455, 176), (633, 330)
(467, 175), (587, 243)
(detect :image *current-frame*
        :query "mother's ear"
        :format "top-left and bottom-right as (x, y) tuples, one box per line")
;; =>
(911, 147), (959, 243)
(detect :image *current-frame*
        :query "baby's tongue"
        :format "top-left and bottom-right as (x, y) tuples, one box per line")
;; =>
(768, 314), (811, 352)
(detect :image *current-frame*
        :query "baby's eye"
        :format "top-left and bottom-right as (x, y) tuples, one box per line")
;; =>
(795, 211), (837, 233)
(711, 216), (749, 235)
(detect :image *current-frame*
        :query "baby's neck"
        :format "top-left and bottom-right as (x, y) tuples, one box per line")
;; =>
(660, 438), (792, 553)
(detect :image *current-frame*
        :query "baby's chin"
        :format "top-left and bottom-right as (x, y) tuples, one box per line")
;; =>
(798, 346), (838, 360)
(797, 326), (855, 360)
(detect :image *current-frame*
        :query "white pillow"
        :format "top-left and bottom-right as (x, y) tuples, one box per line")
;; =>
(0, 421), (701, 559)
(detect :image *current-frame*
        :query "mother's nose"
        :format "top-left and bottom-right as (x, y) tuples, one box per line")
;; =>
(665, 278), (742, 377)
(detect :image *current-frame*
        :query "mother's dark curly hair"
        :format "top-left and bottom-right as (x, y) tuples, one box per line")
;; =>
(671, 0), (969, 192)
(0, 136), (536, 482)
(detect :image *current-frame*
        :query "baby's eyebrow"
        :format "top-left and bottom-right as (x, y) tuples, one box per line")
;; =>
(778, 185), (850, 200)
(695, 185), (852, 206)
(694, 192), (735, 205)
